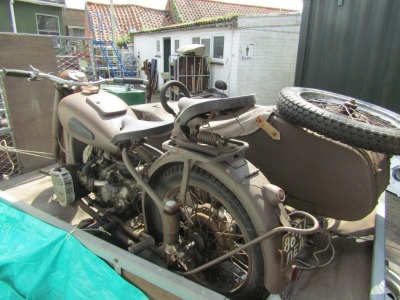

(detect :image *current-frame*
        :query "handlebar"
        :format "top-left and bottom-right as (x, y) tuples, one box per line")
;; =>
(3, 69), (33, 78)
(1, 67), (147, 87)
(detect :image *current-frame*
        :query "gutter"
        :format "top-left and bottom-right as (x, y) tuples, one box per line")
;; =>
(14, 0), (66, 8)
(9, 0), (17, 33)
(133, 16), (238, 35)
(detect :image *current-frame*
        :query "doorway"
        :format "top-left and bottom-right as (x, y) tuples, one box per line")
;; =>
(163, 37), (171, 72)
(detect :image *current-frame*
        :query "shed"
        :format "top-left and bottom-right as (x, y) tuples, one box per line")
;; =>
(133, 14), (301, 105)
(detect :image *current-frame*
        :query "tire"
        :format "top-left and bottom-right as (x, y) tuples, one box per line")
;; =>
(148, 164), (268, 300)
(159, 80), (190, 117)
(277, 87), (400, 155)
(386, 267), (400, 299)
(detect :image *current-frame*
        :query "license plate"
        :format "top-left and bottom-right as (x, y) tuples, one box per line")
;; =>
(281, 218), (307, 268)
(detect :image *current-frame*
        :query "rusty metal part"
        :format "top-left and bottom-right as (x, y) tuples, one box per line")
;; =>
(182, 211), (319, 276)
(163, 200), (181, 248)
(255, 115), (281, 140)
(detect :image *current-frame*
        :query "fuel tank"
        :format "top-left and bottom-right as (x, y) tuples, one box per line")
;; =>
(58, 90), (138, 153)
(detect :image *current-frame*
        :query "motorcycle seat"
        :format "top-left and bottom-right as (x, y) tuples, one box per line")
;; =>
(111, 116), (173, 144)
(176, 94), (256, 125)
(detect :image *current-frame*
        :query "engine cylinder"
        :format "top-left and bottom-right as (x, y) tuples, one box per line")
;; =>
(50, 165), (89, 206)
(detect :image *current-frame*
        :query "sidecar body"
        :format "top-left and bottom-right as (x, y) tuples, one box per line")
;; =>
(131, 102), (390, 221)
(240, 110), (390, 221)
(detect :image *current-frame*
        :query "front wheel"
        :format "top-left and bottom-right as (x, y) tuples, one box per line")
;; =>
(148, 164), (268, 299)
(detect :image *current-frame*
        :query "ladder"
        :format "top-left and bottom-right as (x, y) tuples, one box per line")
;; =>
(88, 11), (136, 78)
(94, 41), (134, 78)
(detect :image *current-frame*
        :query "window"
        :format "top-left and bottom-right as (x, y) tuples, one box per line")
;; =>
(191, 36), (224, 60)
(174, 40), (180, 52)
(192, 37), (200, 44)
(156, 40), (161, 52)
(201, 38), (211, 57)
(36, 14), (60, 35)
(192, 37), (210, 56)
(213, 36), (224, 59)
(67, 26), (85, 37)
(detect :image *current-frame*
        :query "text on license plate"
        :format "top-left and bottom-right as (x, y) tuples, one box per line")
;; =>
(281, 218), (307, 268)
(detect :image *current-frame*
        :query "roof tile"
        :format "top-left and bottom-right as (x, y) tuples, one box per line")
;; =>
(86, 2), (172, 41)
(86, 0), (295, 41)
(171, 0), (293, 23)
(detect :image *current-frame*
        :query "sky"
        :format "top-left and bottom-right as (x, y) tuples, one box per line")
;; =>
(65, 0), (303, 11)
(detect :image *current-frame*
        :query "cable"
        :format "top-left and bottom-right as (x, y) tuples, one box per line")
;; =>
(295, 232), (336, 270)
(0, 139), (15, 179)
(0, 139), (54, 159)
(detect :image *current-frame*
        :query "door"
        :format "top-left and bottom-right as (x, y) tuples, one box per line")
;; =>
(163, 37), (171, 72)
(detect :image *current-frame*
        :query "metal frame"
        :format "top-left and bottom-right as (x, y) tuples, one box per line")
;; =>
(169, 54), (210, 92)
(53, 36), (97, 79)
(370, 192), (387, 300)
(0, 191), (225, 300)
(0, 75), (21, 179)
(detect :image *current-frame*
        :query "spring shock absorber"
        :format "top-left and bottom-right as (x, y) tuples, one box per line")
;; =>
(163, 200), (181, 260)
(197, 131), (227, 146)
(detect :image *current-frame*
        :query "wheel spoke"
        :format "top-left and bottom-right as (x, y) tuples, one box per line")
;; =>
(154, 165), (262, 296)
(309, 98), (397, 129)
(182, 188), (249, 290)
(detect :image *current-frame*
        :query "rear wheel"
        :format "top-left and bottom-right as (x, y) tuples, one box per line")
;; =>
(277, 87), (400, 155)
(149, 164), (268, 299)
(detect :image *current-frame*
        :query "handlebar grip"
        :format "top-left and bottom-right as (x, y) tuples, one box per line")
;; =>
(2, 69), (32, 78)
(114, 78), (144, 85)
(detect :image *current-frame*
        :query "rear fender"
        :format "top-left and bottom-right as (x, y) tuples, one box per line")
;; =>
(146, 151), (291, 293)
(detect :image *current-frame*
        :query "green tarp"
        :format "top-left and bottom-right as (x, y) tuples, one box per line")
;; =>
(0, 200), (148, 300)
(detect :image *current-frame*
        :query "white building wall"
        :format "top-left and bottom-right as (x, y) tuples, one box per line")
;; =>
(133, 27), (233, 91)
(132, 14), (301, 105)
(235, 14), (301, 105)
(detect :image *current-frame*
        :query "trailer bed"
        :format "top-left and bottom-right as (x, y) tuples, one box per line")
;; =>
(0, 166), (398, 300)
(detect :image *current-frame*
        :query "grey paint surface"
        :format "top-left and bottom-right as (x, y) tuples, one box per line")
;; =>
(296, 0), (400, 113)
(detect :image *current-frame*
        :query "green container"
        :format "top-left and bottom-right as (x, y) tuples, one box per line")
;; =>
(102, 85), (146, 105)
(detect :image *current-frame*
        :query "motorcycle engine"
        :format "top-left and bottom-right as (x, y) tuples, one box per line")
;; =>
(50, 165), (89, 206)
(50, 145), (140, 213)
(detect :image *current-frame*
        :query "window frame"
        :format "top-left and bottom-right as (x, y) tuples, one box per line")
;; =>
(212, 35), (225, 61)
(191, 36), (211, 57)
(174, 39), (180, 52)
(67, 26), (85, 37)
(156, 39), (161, 53)
(191, 35), (225, 62)
(36, 13), (60, 36)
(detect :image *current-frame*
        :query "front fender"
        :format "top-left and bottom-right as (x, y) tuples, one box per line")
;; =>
(146, 151), (291, 293)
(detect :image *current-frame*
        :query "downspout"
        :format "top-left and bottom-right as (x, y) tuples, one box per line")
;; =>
(110, 0), (116, 43)
(9, 0), (17, 33)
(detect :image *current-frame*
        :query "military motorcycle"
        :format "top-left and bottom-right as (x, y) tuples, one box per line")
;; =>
(3, 67), (400, 299)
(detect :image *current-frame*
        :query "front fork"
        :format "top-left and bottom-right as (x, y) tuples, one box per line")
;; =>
(51, 89), (63, 159)
(162, 158), (193, 266)
(162, 199), (183, 263)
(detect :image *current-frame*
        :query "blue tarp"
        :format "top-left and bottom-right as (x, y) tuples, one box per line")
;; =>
(0, 200), (148, 300)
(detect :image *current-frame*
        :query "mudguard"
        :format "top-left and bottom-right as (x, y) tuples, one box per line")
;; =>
(146, 150), (291, 293)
